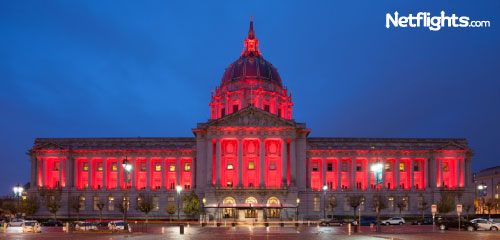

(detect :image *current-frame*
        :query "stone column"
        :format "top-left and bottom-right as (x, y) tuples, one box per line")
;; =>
(438, 159), (443, 188)
(290, 140), (296, 187)
(337, 159), (341, 190)
(238, 139), (243, 187)
(116, 160), (121, 190)
(216, 140), (221, 187)
(176, 158), (181, 188)
(429, 155), (436, 189)
(161, 159), (165, 190)
(381, 158), (386, 189)
(366, 157), (371, 191)
(455, 159), (460, 188)
(395, 158), (400, 189)
(259, 138), (265, 188)
(410, 158), (414, 190)
(207, 139), (213, 186)
(131, 158), (136, 189)
(74, 158), (79, 189)
(58, 159), (63, 187)
(65, 157), (71, 188)
(30, 155), (37, 188)
(103, 158), (107, 190)
(321, 158), (326, 189)
(282, 139), (288, 188)
(146, 158), (151, 190)
(350, 158), (356, 190)
(41, 158), (46, 187)
(424, 158), (429, 189)
(88, 158), (92, 190)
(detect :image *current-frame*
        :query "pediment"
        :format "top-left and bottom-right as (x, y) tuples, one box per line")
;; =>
(438, 141), (467, 150)
(205, 106), (296, 128)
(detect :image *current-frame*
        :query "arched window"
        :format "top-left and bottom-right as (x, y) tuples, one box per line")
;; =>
(223, 197), (236, 218)
(245, 197), (258, 218)
(267, 197), (281, 218)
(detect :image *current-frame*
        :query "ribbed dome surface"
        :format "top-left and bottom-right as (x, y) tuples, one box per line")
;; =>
(221, 56), (282, 86)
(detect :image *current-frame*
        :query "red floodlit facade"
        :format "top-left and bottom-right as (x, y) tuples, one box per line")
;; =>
(28, 19), (474, 220)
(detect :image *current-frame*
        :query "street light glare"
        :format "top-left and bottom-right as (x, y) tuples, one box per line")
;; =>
(322, 185), (328, 191)
(176, 185), (182, 193)
(371, 163), (383, 172)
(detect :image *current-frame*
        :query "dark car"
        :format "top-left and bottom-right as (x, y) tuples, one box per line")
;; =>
(43, 219), (63, 227)
(412, 217), (434, 225)
(437, 218), (477, 231)
(353, 216), (377, 226)
(319, 218), (344, 226)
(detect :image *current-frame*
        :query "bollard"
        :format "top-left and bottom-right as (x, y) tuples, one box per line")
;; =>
(161, 227), (165, 234)
(180, 224), (184, 235)
(348, 223), (352, 235)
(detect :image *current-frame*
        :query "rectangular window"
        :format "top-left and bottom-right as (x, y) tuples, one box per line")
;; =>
(184, 163), (191, 172)
(226, 181), (233, 187)
(155, 163), (161, 172)
(312, 163), (319, 172)
(356, 163), (362, 172)
(232, 104), (239, 113)
(97, 162), (103, 172)
(221, 108), (225, 117)
(226, 163), (234, 170)
(169, 164), (175, 172)
(111, 163), (118, 172)
(248, 161), (255, 170)
(79, 196), (86, 211)
(83, 162), (89, 171)
(264, 105), (270, 112)
(413, 162), (420, 172)
(53, 161), (59, 171)
(140, 162), (146, 172)
(385, 163), (392, 172)
(153, 197), (159, 211)
(93, 196), (100, 211)
(443, 162), (449, 172)
(399, 163), (405, 172)
(341, 162), (348, 172)
(313, 196), (320, 212)
(327, 163), (333, 172)
(108, 196), (114, 211)
(269, 161), (276, 170)
(278, 109), (282, 117)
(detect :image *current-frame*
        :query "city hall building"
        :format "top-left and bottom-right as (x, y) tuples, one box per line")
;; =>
(28, 20), (474, 221)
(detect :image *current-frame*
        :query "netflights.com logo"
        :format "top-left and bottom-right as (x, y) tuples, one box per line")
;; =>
(386, 11), (491, 31)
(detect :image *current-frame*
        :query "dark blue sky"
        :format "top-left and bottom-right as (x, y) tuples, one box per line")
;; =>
(0, 1), (499, 195)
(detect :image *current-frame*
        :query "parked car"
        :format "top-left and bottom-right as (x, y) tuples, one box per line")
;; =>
(437, 218), (477, 231)
(470, 218), (494, 224)
(381, 217), (405, 225)
(75, 221), (97, 231)
(319, 218), (344, 226)
(108, 220), (132, 232)
(8, 218), (25, 227)
(42, 219), (63, 227)
(352, 216), (377, 226)
(474, 219), (500, 231)
(22, 220), (41, 233)
(412, 217), (434, 225)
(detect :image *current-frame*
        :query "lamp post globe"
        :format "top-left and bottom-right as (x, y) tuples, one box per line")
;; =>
(122, 158), (132, 231)
(176, 185), (182, 221)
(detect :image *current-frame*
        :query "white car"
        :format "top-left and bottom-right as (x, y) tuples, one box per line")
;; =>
(474, 219), (500, 231)
(381, 217), (405, 225)
(22, 220), (41, 233)
(75, 221), (97, 231)
(8, 218), (25, 227)
(108, 221), (132, 232)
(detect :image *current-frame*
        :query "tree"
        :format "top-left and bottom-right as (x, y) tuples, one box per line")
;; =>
(182, 192), (201, 219)
(69, 196), (83, 221)
(328, 197), (337, 218)
(373, 193), (387, 233)
(2, 202), (17, 216)
(396, 195), (408, 214)
(21, 195), (40, 219)
(96, 201), (106, 223)
(484, 198), (496, 219)
(417, 193), (428, 220)
(437, 191), (455, 214)
(136, 193), (154, 224)
(116, 196), (129, 221)
(348, 194), (363, 220)
(40, 187), (62, 220)
(166, 203), (176, 221)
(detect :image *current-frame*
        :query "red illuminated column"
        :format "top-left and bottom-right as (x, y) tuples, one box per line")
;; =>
(337, 159), (341, 190)
(146, 158), (151, 190)
(350, 158), (355, 191)
(131, 159), (136, 189)
(103, 159), (107, 190)
(366, 157), (371, 191)
(215, 140), (221, 187)
(161, 159), (165, 190)
(438, 159), (443, 188)
(281, 138), (287, 187)
(116, 161), (121, 190)
(88, 159), (92, 190)
(207, 139), (213, 186)
(176, 158), (181, 187)
(455, 159), (460, 189)
(321, 158), (326, 189)
(395, 158), (400, 189)
(410, 159), (414, 189)
(58, 159), (63, 187)
(238, 139), (243, 187)
(381, 158), (386, 189)
(259, 138), (265, 188)
(290, 140), (296, 186)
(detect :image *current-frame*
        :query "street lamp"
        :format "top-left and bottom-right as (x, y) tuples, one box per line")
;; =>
(202, 197), (207, 224)
(13, 184), (24, 216)
(122, 158), (132, 230)
(477, 183), (487, 216)
(371, 162), (383, 233)
(322, 185), (328, 219)
(176, 185), (183, 221)
(296, 198), (300, 224)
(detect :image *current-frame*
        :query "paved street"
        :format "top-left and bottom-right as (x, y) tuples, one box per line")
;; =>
(1, 225), (500, 240)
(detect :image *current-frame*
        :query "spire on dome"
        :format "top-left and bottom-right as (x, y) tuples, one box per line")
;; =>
(242, 16), (261, 57)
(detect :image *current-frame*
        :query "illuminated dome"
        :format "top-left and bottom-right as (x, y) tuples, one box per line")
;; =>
(221, 56), (282, 87)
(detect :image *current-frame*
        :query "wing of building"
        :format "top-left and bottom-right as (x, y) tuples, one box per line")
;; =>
(28, 19), (474, 220)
